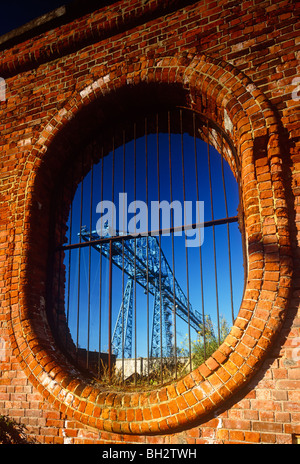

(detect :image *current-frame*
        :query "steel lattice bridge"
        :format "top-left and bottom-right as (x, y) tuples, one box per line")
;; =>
(79, 225), (203, 359)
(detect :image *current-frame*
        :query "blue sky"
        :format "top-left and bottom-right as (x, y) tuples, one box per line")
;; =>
(63, 126), (244, 359)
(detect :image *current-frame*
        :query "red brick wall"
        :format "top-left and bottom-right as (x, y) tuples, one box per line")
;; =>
(0, 0), (299, 444)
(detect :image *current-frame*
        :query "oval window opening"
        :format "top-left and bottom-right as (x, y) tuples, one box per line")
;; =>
(52, 108), (245, 390)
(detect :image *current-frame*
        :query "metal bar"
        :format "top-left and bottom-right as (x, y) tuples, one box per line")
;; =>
(220, 137), (235, 325)
(97, 149), (104, 377)
(108, 240), (113, 382)
(86, 163), (94, 368)
(145, 116), (150, 381)
(59, 216), (238, 251)
(180, 108), (192, 371)
(168, 110), (177, 379)
(76, 159), (84, 361)
(156, 112), (163, 383)
(66, 204), (73, 349)
(56, 185), (64, 339)
(193, 112), (206, 359)
(207, 121), (220, 344)
(89, 164), (94, 239)
(66, 164), (74, 347)
(109, 133), (115, 379)
(121, 239), (125, 380)
(98, 246), (103, 377)
(133, 122), (137, 386)
(121, 128), (126, 383)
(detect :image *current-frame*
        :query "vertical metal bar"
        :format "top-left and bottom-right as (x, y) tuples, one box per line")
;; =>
(121, 239), (125, 383)
(145, 116), (150, 381)
(134, 238), (137, 385)
(76, 157), (84, 362)
(206, 121), (220, 344)
(98, 148), (104, 377)
(121, 128), (126, 384)
(66, 166), (73, 351)
(193, 113), (206, 359)
(180, 109), (192, 372)
(159, 233), (163, 384)
(98, 246), (103, 378)
(168, 110), (177, 379)
(86, 162), (94, 368)
(156, 112), (163, 384)
(56, 184), (65, 341)
(220, 137), (235, 325)
(133, 122), (137, 386)
(108, 240), (113, 382)
(109, 133), (115, 380)
(111, 132), (115, 235)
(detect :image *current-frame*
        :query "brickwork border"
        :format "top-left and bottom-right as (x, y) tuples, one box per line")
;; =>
(6, 54), (293, 435)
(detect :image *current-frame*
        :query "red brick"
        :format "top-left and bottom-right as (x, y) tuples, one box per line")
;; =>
(0, 0), (298, 446)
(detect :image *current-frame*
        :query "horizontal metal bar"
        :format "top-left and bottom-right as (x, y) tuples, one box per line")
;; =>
(58, 216), (238, 251)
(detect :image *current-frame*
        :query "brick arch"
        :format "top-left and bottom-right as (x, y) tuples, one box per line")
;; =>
(7, 54), (292, 435)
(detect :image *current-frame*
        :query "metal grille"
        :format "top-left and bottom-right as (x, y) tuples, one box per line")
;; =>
(53, 108), (245, 388)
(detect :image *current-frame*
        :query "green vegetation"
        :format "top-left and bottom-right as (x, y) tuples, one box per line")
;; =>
(180, 315), (230, 370)
(90, 315), (231, 391)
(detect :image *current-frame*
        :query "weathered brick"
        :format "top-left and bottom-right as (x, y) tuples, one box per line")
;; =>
(0, 0), (298, 446)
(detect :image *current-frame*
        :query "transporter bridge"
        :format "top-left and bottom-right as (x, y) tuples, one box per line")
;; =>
(80, 225), (202, 359)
